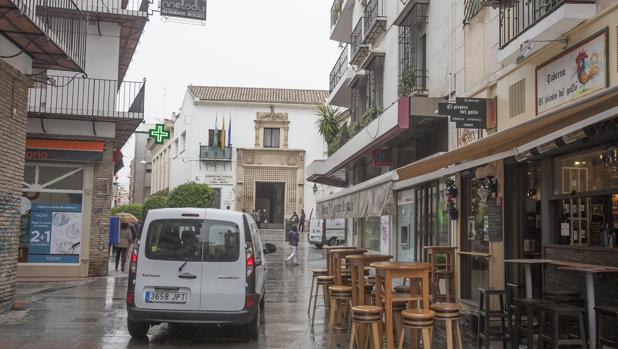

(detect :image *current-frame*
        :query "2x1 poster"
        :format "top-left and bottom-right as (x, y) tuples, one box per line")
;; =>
(28, 203), (82, 263)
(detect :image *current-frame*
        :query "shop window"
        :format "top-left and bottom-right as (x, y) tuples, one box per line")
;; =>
(359, 217), (380, 251)
(19, 164), (85, 264)
(553, 145), (618, 195)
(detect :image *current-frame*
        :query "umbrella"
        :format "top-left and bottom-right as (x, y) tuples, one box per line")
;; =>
(115, 212), (139, 223)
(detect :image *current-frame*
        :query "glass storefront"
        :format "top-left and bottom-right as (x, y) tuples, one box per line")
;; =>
(359, 217), (380, 251)
(19, 163), (85, 264)
(396, 179), (450, 262)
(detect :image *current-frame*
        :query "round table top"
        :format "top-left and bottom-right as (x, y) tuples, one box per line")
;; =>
(331, 248), (367, 255)
(324, 245), (358, 250)
(347, 254), (392, 261)
(370, 262), (431, 270)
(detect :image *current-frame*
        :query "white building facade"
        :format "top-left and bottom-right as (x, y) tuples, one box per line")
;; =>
(170, 86), (328, 226)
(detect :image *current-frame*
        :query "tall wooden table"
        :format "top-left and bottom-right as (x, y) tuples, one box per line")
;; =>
(554, 261), (618, 349)
(324, 246), (357, 277)
(348, 254), (392, 306)
(372, 262), (431, 349)
(330, 248), (366, 285)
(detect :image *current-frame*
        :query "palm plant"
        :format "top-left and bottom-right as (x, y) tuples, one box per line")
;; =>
(315, 103), (344, 145)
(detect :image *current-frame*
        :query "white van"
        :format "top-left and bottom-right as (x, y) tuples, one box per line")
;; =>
(126, 208), (276, 339)
(308, 218), (346, 248)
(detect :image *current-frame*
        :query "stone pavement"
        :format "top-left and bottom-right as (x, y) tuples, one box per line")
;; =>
(0, 229), (481, 348)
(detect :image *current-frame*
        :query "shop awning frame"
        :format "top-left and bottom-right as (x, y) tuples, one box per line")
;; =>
(394, 84), (618, 189)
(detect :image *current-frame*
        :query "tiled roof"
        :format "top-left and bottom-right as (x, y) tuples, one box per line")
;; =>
(188, 86), (328, 105)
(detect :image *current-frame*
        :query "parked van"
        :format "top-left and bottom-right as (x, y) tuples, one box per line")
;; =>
(126, 208), (276, 339)
(307, 218), (346, 248)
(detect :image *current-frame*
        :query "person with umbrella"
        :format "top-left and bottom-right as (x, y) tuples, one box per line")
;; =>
(115, 213), (137, 272)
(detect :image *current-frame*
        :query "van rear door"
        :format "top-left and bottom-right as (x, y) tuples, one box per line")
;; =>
(134, 215), (205, 311)
(200, 211), (246, 311)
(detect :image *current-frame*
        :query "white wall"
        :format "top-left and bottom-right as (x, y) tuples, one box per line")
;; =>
(170, 91), (328, 214)
(0, 36), (33, 74)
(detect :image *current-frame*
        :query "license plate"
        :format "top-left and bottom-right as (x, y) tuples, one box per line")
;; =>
(145, 290), (187, 304)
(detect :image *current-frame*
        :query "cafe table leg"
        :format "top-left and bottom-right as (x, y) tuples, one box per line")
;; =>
(524, 264), (533, 299)
(584, 272), (597, 349)
(385, 274), (393, 349)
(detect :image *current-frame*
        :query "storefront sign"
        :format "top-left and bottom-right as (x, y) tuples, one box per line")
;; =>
(160, 0), (207, 20)
(205, 175), (233, 185)
(536, 29), (608, 114)
(438, 97), (495, 129)
(317, 182), (394, 220)
(486, 198), (502, 242)
(25, 149), (103, 162)
(28, 203), (82, 263)
(372, 149), (391, 167)
(148, 124), (171, 144)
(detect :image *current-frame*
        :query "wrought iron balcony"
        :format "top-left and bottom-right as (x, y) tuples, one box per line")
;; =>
(329, 44), (349, 92)
(76, 0), (149, 15)
(350, 18), (368, 66)
(398, 2), (428, 96)
(200, 146), (233, 161)
(28, 75), (145, 120)
(363, 0), (386, 44)
(499, 0), (594, 48)
(0, 0), (88, 71)
(330, 0), (344, 27)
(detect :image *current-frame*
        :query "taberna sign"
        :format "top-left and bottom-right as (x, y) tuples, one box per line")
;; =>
(438, 97), (497, 129)
(160, 0), (207, 20)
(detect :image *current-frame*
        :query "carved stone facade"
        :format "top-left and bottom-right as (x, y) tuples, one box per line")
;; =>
(236, 111), (305, 224)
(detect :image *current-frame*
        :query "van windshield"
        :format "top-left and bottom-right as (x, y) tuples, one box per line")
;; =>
(145, 219), (240, 262)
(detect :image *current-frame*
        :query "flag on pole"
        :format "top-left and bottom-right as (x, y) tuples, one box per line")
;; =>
(220, 116), (226, 148)
(213, 115), (218, 147)
(227, 116), (232, 147)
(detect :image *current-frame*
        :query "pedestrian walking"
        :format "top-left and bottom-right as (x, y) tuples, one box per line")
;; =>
(115, 222), (133, 272)
(290, 211), (299, 226)
(284, 224), (299, 265)
(299, 209), (306, 233)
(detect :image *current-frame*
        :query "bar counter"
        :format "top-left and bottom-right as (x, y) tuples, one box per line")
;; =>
(544, 244), (618, 307)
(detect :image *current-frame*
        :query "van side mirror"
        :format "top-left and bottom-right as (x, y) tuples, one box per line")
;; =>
(263, 243), (277, 254)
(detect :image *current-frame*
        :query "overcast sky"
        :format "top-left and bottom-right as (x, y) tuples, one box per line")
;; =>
(117, 0), (339, 185)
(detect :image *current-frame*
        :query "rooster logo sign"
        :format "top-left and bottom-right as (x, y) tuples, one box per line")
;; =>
(575, 49), (600, 85)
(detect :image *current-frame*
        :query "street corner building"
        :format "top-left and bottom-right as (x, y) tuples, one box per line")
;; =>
(0, 0), (150, 311)
(162, 86), (328, 228)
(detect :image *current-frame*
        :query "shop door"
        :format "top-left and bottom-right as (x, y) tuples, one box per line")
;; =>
(413, 182), (439, 262)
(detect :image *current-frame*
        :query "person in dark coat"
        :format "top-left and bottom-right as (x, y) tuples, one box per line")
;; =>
(284, 224), (299, 265)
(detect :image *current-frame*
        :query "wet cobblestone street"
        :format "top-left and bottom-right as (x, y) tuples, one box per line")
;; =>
(0, 230), (479, 348)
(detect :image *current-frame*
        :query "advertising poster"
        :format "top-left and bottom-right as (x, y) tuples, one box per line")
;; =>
(380, 216), (390, 255)
(28, 203), (82, 263)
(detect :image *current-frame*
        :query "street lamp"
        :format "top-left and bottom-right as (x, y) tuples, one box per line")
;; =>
(312, 183), (318, 194)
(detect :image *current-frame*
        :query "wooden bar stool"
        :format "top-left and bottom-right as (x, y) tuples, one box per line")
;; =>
(511, 297), (555, 348)
(327, 285), (353, 348)
(308, 269), (328, 315)
(595, 306), (618, 348)
(431, 302), (462, 349)
(391, 300), (408, 348)
(477, 288), (509, 349)
(349, 305), (384, 349)
(399, 309), (435, 349)
(538, 303), (587, 348)
(425, 246), (456, 303)
(311, 275), (335, 327)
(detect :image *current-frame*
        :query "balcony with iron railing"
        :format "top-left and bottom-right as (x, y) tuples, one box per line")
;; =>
(330, 44), (350, 92)
(0, 0), (88, 71)
(200, 146), (233, 161)
(498, 0), (596, 62)
(330, 0), (354, 42)
(398, 1), (428, 96)
(350, 18), (369, 66)
(76, 0), (148, 16)
(363, 0), (386, 44)
(28, 75), (146, 120)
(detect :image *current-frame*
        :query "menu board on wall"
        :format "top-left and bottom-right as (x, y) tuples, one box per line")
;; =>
(487, 198), (502, 242)
(28, 203), (82, 263)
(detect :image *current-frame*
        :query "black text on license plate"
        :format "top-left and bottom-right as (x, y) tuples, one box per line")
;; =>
(145, 291), (187, 303)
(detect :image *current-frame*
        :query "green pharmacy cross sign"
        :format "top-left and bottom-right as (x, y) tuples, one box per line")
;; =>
(148, 124), (170, 144)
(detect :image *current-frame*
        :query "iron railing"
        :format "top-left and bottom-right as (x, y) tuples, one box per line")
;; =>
(350, 86), (365, 123)
(76, 0), (149, 14)
(28, 75), (145, 119)
(9, 0), (88, 70)
(364, 0), (384, 35)
(398, 2), (428, 96)
(499, 0), (594, 48)
(330, 0), (344, 27)
(350, 17), (365, 60)
(329, 44), (349, 92)
(463, 0), (483, 24)
(200, 146), (232, 161)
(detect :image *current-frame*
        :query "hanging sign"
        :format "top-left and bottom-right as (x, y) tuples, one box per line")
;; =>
(536, 29), (608, 114)
(372, 149), (391, 167)
(160, 0), (207, 20)
(148, 124), (171, 144)
(438, 97), (496, 129)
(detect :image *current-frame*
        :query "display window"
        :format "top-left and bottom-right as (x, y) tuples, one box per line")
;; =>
(359, 217), (380, 251)
(19, 163), (85, 264)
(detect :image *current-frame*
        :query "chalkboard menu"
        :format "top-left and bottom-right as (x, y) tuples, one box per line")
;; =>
(487, 198), (502, 241)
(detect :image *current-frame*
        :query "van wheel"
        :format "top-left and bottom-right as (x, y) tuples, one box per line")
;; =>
(127, 318), (149, 338)
(242, 307), (260, 340)
(314, 243), (324, 249)
(328, 237), (338, 246)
